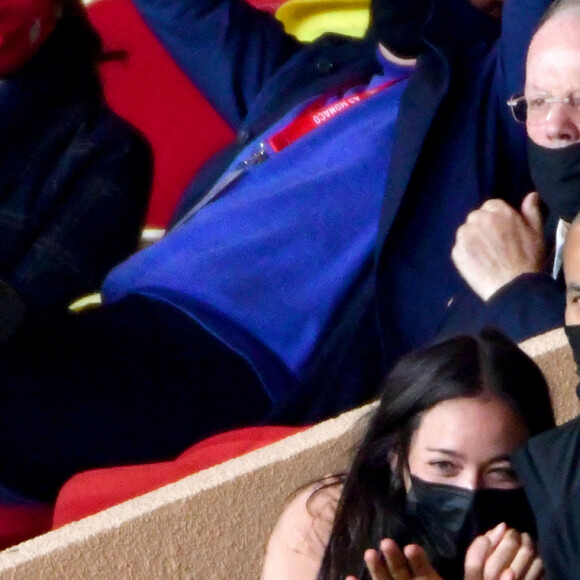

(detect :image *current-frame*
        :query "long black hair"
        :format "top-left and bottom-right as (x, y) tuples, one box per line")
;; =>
(316, 328), (555, 580)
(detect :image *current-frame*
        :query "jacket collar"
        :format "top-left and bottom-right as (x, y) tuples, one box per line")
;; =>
(244, 35), (381, 136)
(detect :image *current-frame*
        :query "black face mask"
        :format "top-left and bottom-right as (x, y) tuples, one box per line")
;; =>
(370, 0), (430, 58)
(399, 476), (537, 580)
(528, 139), (580, 236)
(565, 324), (580, 398)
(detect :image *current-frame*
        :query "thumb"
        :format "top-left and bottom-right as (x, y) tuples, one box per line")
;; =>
(521, 191), (543, 233)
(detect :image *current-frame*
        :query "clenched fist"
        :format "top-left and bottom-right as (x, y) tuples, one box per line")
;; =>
(452, 192), (547, 301)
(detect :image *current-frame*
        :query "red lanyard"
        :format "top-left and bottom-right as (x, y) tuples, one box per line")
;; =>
(267, 76), (408, 153)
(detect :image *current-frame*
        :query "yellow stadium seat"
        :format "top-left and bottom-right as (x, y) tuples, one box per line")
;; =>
(276, 0), (370, 41)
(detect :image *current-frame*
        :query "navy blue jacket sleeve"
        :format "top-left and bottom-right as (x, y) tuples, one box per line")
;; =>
(439, 273), (564, 343)
(130, 0), (301, 127)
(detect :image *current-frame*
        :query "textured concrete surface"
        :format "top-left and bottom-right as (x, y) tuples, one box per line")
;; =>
(520, 327), (580, 424)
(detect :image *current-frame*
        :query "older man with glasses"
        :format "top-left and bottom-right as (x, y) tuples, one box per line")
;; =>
(508, 6), (580, 570)
(444, 0), (580, 340)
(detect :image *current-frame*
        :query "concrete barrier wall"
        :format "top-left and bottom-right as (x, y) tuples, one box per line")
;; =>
(0, 328), (575, 579)
(520, 327), (580, 424)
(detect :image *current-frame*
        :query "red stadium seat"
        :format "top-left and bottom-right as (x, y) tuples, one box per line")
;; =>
(52, 425), (307, 527)
(87, 0), (236, 228)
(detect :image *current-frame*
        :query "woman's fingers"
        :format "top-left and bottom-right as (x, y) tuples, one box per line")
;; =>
(364, 548), (394, 580)
(465, 534), (491, 580)
(403, 544), (443, 579)
(464, 524), (513, 580)
(485, 523), (509, 552)
(364, 539), (412, 580)
(501, 533), (535, 579)
(470, 527), (543, 580)
(523, 557), (544, 580)
(381, 539), (413, 579)
(481, 528), (522, 579)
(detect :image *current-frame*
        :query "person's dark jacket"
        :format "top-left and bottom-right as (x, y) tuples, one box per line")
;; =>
(513, 416), (580, 580)
(0, 18), (153, 313)
(132, 0), (559, 422)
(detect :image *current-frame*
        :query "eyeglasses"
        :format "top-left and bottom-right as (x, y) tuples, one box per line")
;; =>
(507, 94), (580, 125)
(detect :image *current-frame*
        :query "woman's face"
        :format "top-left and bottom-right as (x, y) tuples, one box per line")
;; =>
(406, 395), (529, 490)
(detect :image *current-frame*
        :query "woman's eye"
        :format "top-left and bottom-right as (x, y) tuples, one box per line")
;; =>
(487, 467), (519, 483)
(429, 461), (458, 474)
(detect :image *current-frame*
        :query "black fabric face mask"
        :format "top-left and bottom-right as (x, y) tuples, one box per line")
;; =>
(399, 476), (538, 580)
(369, 0), (430, 58)
(528, 139), (580, 236)
(565, 324), (580, 398)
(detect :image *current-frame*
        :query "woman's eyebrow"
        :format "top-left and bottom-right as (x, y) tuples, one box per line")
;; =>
(425, 449), (513, 463)
(425, 448), (465, 459)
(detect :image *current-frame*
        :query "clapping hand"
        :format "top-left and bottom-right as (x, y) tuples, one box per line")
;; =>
(345, 539), (443, 580)
(346, 523), (544, 580)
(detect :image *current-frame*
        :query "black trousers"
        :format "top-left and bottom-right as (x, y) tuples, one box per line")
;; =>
(0, 295), (271, 501)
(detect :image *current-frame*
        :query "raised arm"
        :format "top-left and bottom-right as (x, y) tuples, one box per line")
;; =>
(130, 0), (301, 127)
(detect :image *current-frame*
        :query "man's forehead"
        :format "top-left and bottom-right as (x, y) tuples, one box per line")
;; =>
(527, 15), (580, 91)
(534, 10), (580, 44)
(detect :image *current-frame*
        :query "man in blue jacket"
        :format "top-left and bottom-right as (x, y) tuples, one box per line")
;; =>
(0, 0), (562, 502)
(124, 0), (561, 414)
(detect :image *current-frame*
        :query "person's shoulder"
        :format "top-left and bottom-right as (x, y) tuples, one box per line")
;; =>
(261, 479), (342, 580)
(527, 416), (580, 452)
(514, 417), (580, 501)
(74, 102), (153, 164)
(277, 479), (340, 552)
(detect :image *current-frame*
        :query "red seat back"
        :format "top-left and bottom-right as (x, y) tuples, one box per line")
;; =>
(87, 0), (236, 228)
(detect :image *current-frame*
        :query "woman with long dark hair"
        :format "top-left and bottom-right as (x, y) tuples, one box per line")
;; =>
(0, 0), (152, 315)
(262, 329), (555, 580)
